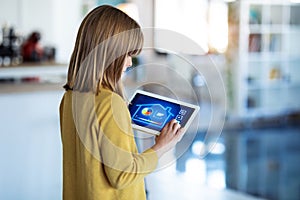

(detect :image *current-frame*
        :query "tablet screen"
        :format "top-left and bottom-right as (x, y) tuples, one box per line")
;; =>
(128, 91), (198, 132)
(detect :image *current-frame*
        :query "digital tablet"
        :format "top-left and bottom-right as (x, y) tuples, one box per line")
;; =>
(128, 90), (200, 135)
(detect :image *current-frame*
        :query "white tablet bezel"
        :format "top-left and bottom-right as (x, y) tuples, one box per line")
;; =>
(128, 90), (200, 135)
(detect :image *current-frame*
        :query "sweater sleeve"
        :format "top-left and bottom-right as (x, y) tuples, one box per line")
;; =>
(96, 92), (158, 189)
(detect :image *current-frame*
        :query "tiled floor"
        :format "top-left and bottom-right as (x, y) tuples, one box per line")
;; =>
(145, 158), (266, 200)
(0, 89), (265, 200)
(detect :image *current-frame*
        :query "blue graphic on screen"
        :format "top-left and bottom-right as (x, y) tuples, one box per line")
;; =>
(128, 93), (195, 131)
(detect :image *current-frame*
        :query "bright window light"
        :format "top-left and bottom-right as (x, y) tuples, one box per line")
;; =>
(117, 3), (140, 23)
(207, 142), (226, 155)
(208, 1), (229, 53)
(207, 170), (226, 189)
(154, 0), (229, 54)
(185, 158), (207, 184)
(191, 141), (206, 156)
(154, 0), (209, 54)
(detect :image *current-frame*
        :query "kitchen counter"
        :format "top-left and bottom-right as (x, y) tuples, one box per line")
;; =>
(0, 62), (67, 93)
(0, 62), (68, 79)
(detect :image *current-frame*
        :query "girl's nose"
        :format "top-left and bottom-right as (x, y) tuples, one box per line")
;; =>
(126, 56), (132, 67)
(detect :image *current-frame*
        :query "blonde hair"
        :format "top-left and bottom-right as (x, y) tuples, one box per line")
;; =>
(64, 5), (143, 97)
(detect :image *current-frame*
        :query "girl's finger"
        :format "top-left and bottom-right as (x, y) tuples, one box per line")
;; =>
(172, 121), (181, 132)
(175, 128), (185, 141)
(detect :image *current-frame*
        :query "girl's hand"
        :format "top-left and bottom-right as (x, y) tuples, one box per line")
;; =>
(151, 119), (185, 158)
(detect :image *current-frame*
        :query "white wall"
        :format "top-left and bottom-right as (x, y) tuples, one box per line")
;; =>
(0, 0), (82, 63)
(0, 90), (64, 199)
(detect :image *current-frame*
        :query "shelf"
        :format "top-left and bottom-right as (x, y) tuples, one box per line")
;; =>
(247, 82), (287, 91)
(246, 53), (300, 63)
(0, 82), (64, 94)
(249, 24), (291, 34)
(247, 80), (300, 90)
(231, 1), (300, 118)
(0, 62), (68, 80)
(0, 62), (67, 93)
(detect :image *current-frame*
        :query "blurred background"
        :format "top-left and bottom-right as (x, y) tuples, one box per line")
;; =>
(0, 0), (299, 200)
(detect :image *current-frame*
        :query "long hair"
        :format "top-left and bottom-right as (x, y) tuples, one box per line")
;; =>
(64, 5), (143, 98)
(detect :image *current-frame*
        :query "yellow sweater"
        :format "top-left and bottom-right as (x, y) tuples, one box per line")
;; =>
(59, 89), (158, 200)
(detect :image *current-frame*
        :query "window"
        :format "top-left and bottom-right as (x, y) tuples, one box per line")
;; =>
(154, 0), (228, 54)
